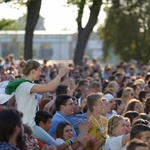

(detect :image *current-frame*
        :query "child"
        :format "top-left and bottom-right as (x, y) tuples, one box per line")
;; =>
(104, 115), (130, 150)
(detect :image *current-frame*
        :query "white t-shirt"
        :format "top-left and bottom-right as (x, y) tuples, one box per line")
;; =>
(104, 135), (126, 150)
(15, 82), (38, 127)
(106, 110), (117, 120)
(55, 138), (64, 145)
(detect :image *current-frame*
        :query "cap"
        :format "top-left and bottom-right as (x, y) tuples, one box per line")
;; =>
(102, 93), (114, 102)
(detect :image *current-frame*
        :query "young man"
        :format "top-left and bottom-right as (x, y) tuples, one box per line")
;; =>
(102, 93), (117, 119)
(130, 124), (150, 145)
(86, 93), (108, 150)
(0, 108), (26, 150)
(35, 110), (54, 149)
(48, 94), (76, 137)
(126, 139), (150, 150)
(35, 110), (53, 133)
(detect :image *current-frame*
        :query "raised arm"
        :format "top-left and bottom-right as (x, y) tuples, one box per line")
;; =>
(31, 66), (70, 93)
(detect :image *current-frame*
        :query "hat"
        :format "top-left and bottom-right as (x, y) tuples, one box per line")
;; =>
(102, 93), (114, 102)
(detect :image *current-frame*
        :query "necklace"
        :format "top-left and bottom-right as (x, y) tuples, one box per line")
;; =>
(91, 115), (105, 133)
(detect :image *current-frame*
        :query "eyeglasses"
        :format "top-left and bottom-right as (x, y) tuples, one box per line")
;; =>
(65, 103), (74, 106)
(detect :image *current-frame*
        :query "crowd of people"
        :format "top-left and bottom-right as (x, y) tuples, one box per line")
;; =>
(0, 54), (150, 150)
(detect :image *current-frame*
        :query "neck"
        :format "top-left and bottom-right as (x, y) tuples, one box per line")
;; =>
(8, 136), (17, 147)
(117, 108), (122, 115)
(59, 110), (67, 116)
(23, 75), (33, 82)
(90, 111), (100, 120)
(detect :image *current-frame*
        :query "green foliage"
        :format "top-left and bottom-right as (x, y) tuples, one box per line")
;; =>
(0, 19), (17, 30)
(98, 0), (150, 63)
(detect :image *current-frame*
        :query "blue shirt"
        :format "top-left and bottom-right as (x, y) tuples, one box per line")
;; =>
(0, 142), (19, 150)
(67, 113), (87, 135)
(48, 111), (76, 137)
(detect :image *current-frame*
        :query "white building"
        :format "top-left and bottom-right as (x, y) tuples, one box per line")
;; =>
(0, 30), (103, 60)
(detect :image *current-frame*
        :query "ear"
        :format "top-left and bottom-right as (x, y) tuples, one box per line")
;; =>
(61, 104), (66, 109)
(39, 121), (44, 127)
(15, 125), (21, 134)
(31, 69), (36, 74)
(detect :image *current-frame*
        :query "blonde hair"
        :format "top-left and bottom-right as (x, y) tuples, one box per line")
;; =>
(108, 115), (125, 136)
(87, 93), (103, 112)
(20, 59), (40, 76)
(121, 87), (134, 103)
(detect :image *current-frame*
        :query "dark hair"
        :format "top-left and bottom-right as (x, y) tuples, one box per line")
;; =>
(23, 124), (33, 137)
(139, 91), (147, 103)
(133, 118), (148, 126)
(126, 139), (150, 150)
(56, 84), (68, 96)
(124, 111), (139, 125)
(145, 97), (150, 113)
(35, 110), (53, 125)
(139, 113), (150, 121)
(114, 98), (123, 111)
(91, 81), (100, 89)
(123, 99), (143, 114)
(55, 121), (72, 140)
(130, 124), (150, 140)
(0, 108), (22, 142)
(55, 94), (72, 111)
(78, 79), (88, 87)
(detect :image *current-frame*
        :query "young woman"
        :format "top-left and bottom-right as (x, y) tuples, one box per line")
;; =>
(121, 87), (134, 104)
(55, 121), (73, 150)
(5, 59), (69, 146)
(124, 99), (144, 114)
(55, 121), (90, 150)
(104, 115), (130, 150)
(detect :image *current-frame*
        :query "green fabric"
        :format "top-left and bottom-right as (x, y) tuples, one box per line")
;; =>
(5, 78), (32, 94)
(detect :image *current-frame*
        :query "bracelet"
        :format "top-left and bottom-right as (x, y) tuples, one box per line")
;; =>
(64, 140), (70, 146)
(67, 139), (74, 145)
(64, 139), (74, 147)
(102, 135), (106, 141)
(52, 80), (58, 86)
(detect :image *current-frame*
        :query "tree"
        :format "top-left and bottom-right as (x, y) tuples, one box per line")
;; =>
(24, 0), (42, 60)
(97, 0), (150, 63)
(0, 19), (16, 30)
(67, 0), (103, 66)
(1, 0), (42, 60)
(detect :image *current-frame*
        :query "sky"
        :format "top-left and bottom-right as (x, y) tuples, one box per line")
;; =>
(0, 0), (106, 33)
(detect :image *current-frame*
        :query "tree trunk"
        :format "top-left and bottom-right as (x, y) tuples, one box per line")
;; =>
(24, 0), (42, 60)
(74, 0), (102, 66)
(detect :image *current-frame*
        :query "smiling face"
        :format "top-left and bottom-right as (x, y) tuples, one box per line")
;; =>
(62, 98), (74, 116)
(63, 125), (73, 140)
(102, 99), (111, 114)
(134, 102), (144, 113)
(93, 98), (104, 115)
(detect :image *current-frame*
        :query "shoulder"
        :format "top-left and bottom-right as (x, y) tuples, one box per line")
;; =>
(55, 138), (64, 145)
(0, 142), (18, 150)
(100, 115), (108, 123)
(18, 81), (34, 89)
